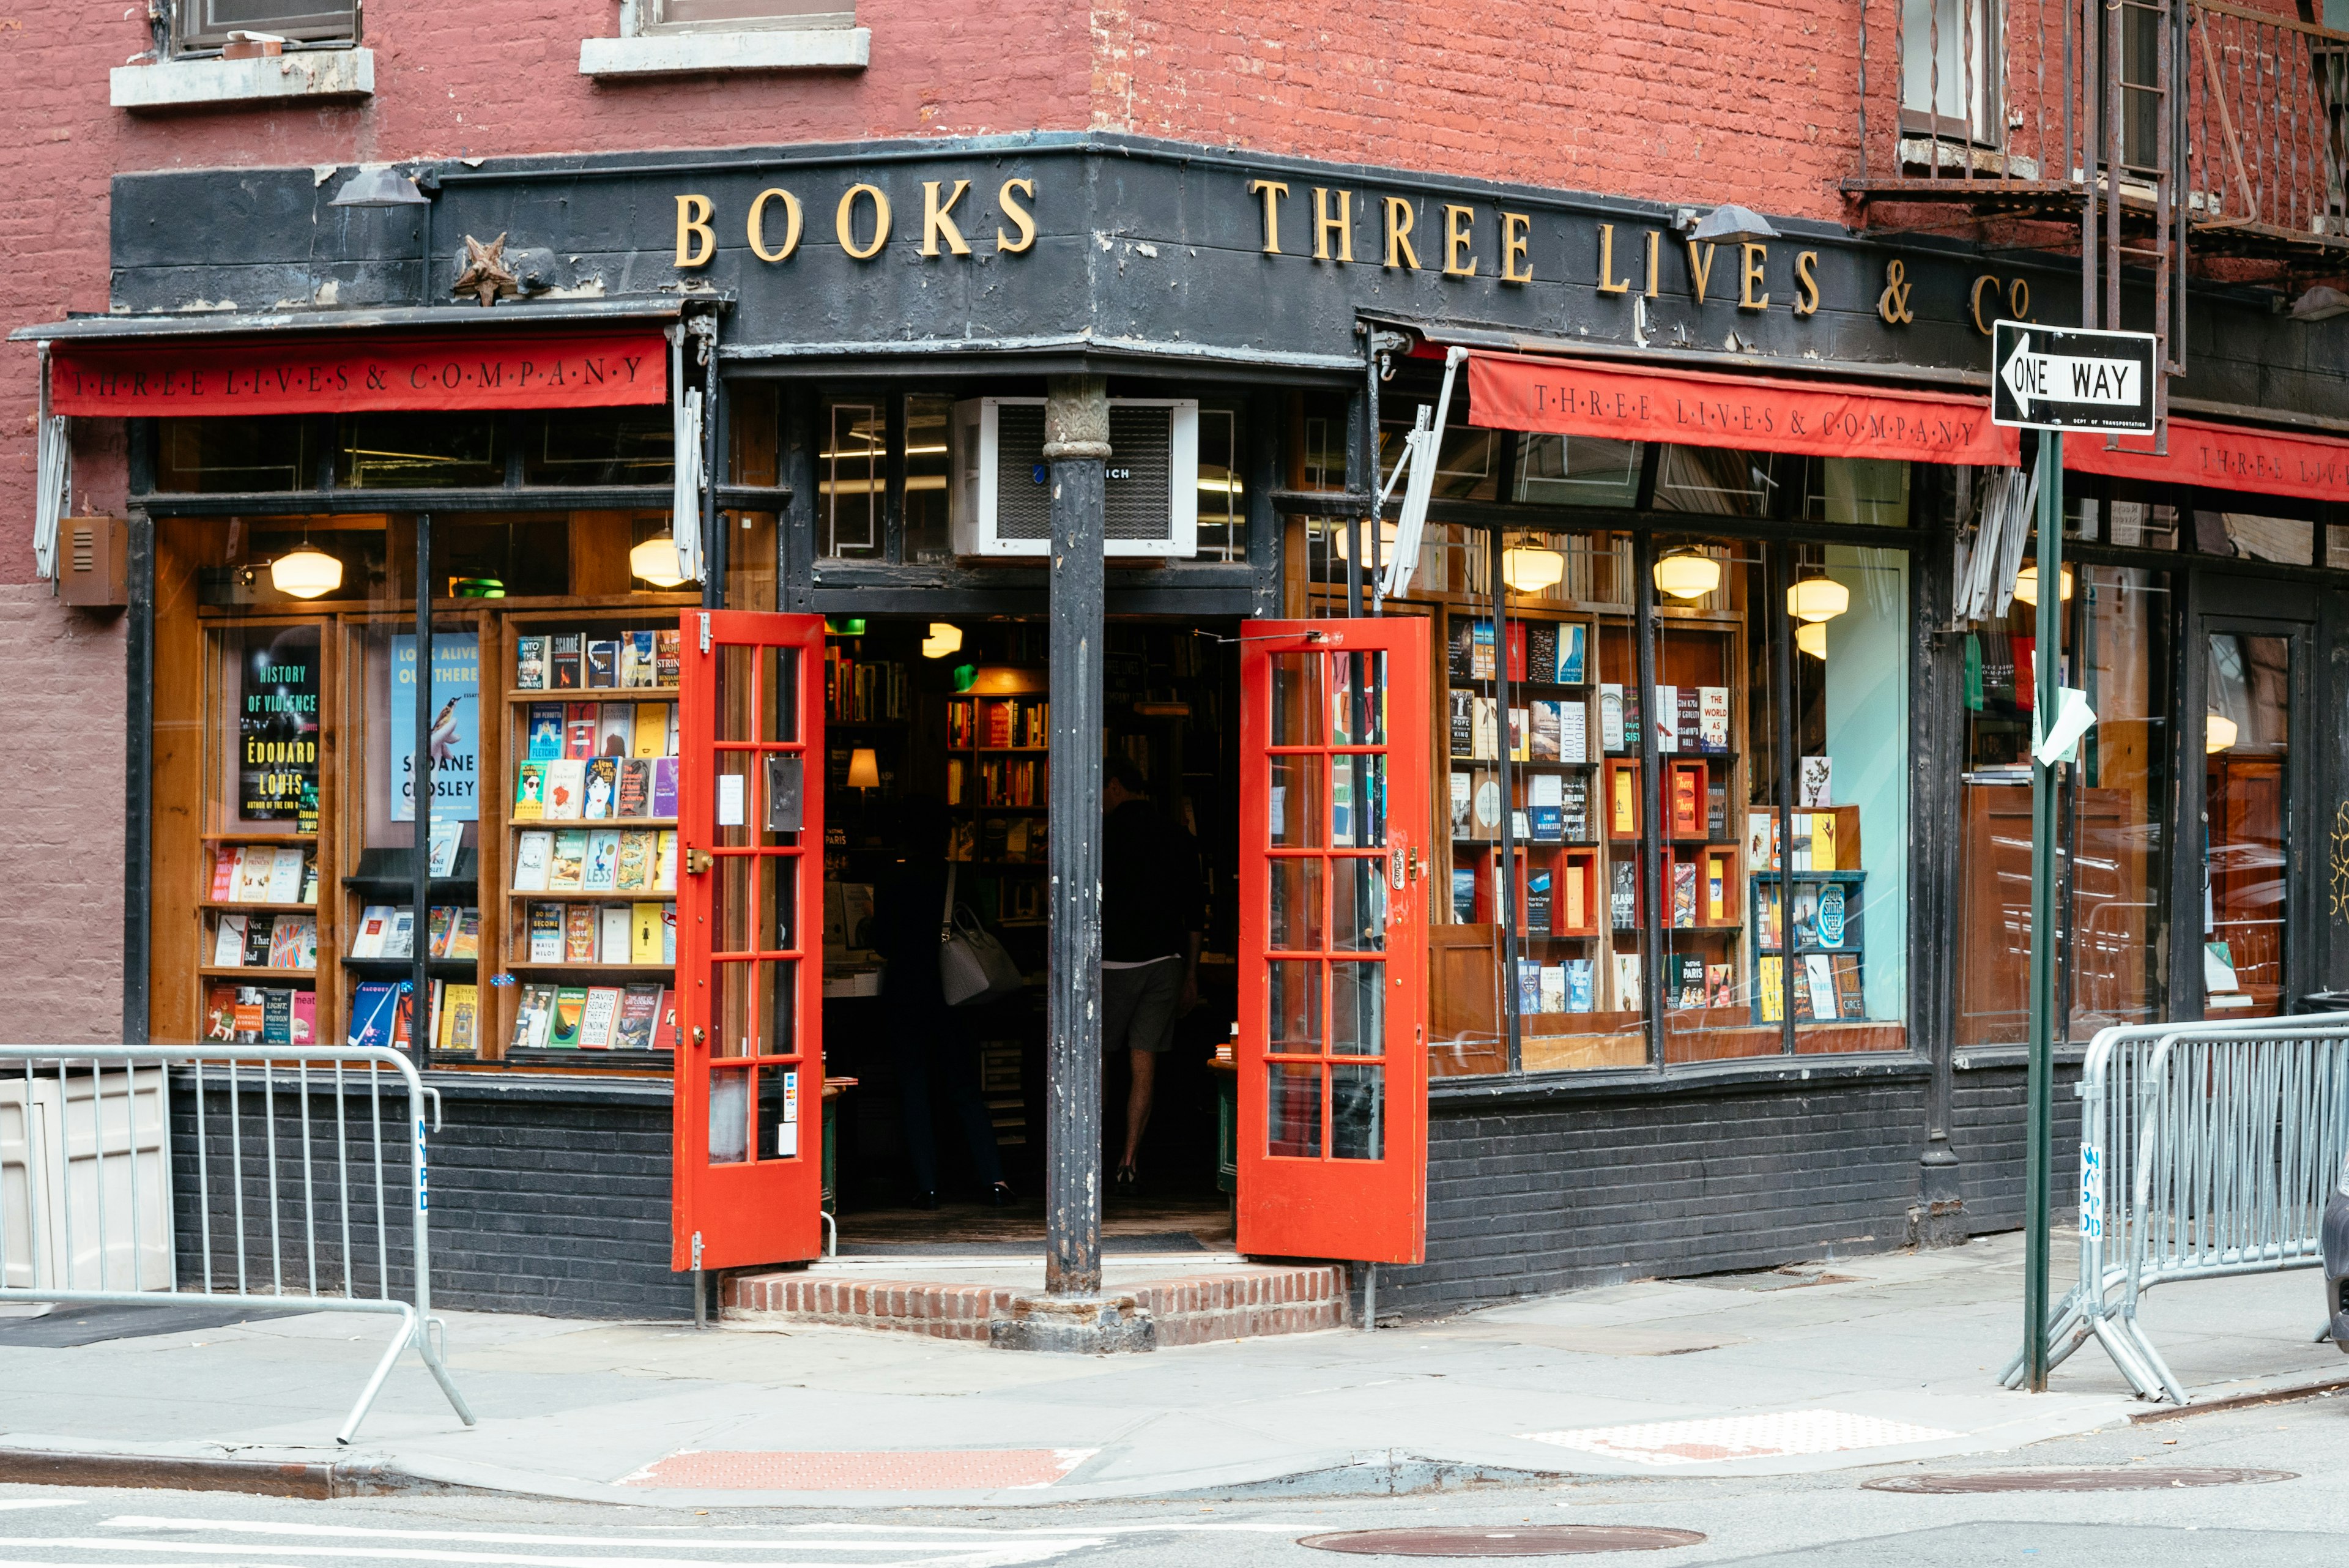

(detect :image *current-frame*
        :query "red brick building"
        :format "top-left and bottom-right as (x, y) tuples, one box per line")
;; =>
(7, 0), (2349, 1321)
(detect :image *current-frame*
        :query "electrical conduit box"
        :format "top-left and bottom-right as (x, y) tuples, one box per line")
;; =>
(949, 397), (1198, 559)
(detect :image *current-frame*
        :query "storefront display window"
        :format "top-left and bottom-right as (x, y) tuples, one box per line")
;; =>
(1396, 441), (1916, 1080)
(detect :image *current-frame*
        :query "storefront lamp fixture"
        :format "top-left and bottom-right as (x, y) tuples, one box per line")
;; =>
(327, 166), (429, 208)
(1686, 204), (1782, 245)
(1795, 620), (1828, 660)
(629, 536), (691, 588)
(1785, 574), (1849, 623)
(2013, 562), (2073, 606)
(1330, 518), (1400, 563)
(2206, 712), (2239, 754)
(1501, 539), (1565, 595)
(269, 542), (343, 600)
(1652, 548), (1721, 600)
(922, 622), (964, 659)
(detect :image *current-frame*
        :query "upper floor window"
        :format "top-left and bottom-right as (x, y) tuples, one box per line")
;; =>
(633, 0), (853, 32)
(175, 0), (359, 53)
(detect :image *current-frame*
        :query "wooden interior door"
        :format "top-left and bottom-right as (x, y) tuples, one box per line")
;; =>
(1236, 617), (1430, 1265)
(671, 610), (828, 1272)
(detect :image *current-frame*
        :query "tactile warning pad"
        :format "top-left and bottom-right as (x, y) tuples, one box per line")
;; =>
(618, 1447), (1094, 1490)
(1521, 1409), (1958, 1465)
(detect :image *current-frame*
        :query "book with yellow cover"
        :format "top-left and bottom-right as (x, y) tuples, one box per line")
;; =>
(634, 703), (669, 757)
(1812, 813), (1838, 872)
(631, 901), (665, 965)
(437, 983), (480, 1053)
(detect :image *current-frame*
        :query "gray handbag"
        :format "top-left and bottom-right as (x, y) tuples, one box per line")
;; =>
(938, 862), (1025, 1007)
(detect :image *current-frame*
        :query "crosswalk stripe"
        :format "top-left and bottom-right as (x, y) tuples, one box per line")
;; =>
(0, 1540), (1084, 1568)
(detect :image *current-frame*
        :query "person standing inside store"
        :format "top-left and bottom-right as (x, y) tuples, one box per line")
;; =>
(1100, 756), (1205, 1192)
(870, 795), (1013, 1210)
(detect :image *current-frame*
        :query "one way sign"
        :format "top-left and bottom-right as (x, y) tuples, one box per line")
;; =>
(1991, 319), (2158, 433)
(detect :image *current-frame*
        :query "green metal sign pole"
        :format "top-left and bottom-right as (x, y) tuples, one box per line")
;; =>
(2022, 429), (2063, 1392)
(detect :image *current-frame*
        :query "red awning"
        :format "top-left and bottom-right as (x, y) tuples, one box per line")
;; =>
(1466, 350), (2020, 467)
(2066, 417), (2349, 507)
(47, 332), (669, 417)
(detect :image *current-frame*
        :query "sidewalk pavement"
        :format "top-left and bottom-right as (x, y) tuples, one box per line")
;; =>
(2, 1231), (2343, 1507)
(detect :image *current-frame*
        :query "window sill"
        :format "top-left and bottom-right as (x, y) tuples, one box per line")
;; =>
(111, 49), (374, 111)
(578, 28), (868, 77)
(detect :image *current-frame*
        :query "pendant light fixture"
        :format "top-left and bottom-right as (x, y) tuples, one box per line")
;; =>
(1329, 518), (1399, 562)
(629, 535), (691, 588)
(2013, 562), (2073, 606)
(1784, 574), (1850, 623)
(1795, 620), (1828, 660)
(1501, 536), (1566, 595)
(1652, 548), (1721, 600)
(921, 622), (965, 659)
(269, 540), (343, 600)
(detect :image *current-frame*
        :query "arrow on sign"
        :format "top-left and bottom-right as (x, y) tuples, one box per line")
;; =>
(2000, 332), (2142, 414)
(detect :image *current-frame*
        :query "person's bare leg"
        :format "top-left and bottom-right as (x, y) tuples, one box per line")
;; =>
(1121, 1047), (1157, 1170)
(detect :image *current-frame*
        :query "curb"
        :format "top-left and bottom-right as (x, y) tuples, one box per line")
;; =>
(0, 1446), (487, 1499)
(2131, 1373), (2349, 1424)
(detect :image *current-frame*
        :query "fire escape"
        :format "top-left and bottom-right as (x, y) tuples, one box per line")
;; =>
(1848, 0), (2349, 425)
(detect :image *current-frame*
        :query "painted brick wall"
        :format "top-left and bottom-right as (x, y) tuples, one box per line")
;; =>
(1377, 1080), (1934, 1318)
(1093, 0), (1860, 223)
(1950, 1061), (2084, 1234)
(173, 1079), (691, 1319)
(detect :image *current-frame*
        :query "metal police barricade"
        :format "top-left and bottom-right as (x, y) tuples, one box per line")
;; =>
(0, 1044), (474, 1443)
(2003, 1014), (2349, 1403)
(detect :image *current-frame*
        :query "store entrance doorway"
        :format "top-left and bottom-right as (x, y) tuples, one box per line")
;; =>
(2194, 581), (2317, 1019)
(816, 613), (1241, 1260)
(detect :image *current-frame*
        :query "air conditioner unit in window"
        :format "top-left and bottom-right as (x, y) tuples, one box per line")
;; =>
(949, 397), (1198, 559)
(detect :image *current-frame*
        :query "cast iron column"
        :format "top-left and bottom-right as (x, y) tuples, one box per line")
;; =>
(1044, 375), (1108, 1299)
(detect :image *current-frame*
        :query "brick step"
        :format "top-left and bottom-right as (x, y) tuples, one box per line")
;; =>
(721, 1261), (1351, 1347)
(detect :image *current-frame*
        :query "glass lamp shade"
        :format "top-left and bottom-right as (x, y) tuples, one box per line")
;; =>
(2013, 563), (2074, 606)
(1795, 620), (1828, 660)
(1784, 576), (1850, 623)
(1501, 543), (1567, 595)
(921, 622), (964, 659)
(1329, 518), (1399, 561)
(269, 544), (343, 600)
(2206, 713), (2239, 754)
(629, 535), (691, 588)
(1653, 549), (1721, 600)
(847, 748), (881, 789)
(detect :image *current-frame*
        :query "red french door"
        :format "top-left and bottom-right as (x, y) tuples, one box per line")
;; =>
(1237, 616), (1430, 1265)
(672, 610), (828, 1271)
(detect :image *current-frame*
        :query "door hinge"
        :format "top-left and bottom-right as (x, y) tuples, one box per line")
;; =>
(698, 611), (712, 654)
(691, 1231), (703, 1269)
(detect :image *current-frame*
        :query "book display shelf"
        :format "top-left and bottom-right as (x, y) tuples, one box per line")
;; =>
(1652, 609), (1765, 1063)
(335, 610), (492, 1060)
(1439, 608), (1649, 1072)
(193, 619), (332, 1047)
(494, 608), (686, 1067)
(944, 692), (1050, 926)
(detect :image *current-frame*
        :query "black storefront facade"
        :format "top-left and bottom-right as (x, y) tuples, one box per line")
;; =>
(29, 131), (2349, 1322)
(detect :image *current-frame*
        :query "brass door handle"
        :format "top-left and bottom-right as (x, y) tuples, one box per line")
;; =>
(686, 848), (714, 875)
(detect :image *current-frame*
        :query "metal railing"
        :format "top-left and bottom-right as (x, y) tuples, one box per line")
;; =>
(2003, 1013), (2349, 1403)
(2185, 0), (2349, 242)
(1855, 0), (2349, 269)
(0, 1045), (474, 1444)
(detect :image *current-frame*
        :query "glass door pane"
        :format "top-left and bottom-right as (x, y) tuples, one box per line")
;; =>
(2204, 632), (2291, 1016)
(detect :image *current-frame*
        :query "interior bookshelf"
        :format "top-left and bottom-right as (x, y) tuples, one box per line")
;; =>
(490, 608), (686, 1065)
(944, 694), (1051, 924)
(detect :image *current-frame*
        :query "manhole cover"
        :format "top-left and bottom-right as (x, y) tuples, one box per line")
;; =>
(1298, 1526), (1705, 1557)
(1865, 1466), (2296, 1494)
